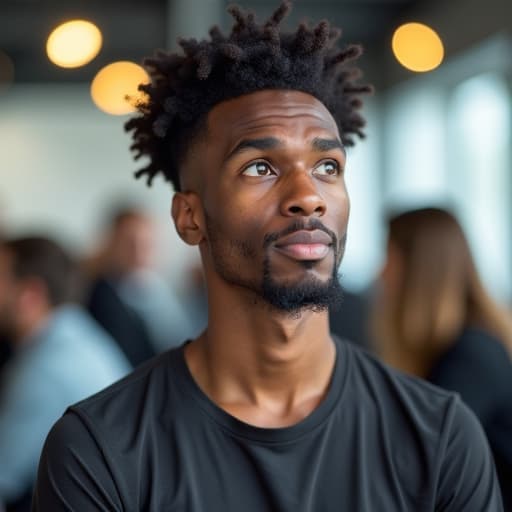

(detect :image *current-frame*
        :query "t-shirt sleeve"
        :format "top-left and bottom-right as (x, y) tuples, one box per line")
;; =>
(436, 397), (504, 511)
(32, 411), (122, 511)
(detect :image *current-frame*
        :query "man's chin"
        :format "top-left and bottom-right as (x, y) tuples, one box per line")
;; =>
(261, 274), (343, 315)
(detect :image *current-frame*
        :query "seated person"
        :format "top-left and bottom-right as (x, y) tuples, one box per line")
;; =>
(85, 206), (195, 367)
(373, 207), (512, 508)
(0, 236), (130, 510)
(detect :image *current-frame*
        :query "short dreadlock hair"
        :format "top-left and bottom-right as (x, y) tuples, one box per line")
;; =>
(126, 0), (372, 191)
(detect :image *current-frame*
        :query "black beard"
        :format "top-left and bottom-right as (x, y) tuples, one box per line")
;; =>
(261, 252), (344, 317)
(205, 214), (346, 315)
(260, 218), (345, 315)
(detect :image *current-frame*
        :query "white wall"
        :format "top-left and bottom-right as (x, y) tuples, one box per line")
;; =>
(341, 99), (383, 292)
(0, 84), (199, 291)
(0, 83), (384, 294)
(381, 38), (512, 303)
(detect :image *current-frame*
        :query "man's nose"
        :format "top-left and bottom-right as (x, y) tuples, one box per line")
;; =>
(279, 170), (327, 217)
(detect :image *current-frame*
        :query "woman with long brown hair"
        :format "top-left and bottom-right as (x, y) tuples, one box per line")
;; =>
(374, 206), (512, 507)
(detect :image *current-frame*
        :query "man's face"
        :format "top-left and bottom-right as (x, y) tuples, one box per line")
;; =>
(185, 90), (350, 313)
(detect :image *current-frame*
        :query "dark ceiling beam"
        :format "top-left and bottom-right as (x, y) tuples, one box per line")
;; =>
(0, 0), (427, 83)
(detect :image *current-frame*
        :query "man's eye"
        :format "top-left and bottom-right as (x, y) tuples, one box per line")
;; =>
(242, 162), (274, 177)
(313, 160), (340, 176)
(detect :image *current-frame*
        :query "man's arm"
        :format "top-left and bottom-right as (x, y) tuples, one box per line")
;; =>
(32, 412), (122, 511)
(436, 398), (503, 511)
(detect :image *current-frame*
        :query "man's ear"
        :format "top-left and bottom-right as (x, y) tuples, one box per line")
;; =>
(171, 192), (205, 246)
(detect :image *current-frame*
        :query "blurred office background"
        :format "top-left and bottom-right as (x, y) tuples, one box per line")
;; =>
(0, 0), (511, 304)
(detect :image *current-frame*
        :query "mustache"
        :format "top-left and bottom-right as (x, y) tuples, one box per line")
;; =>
(263, 219), (338, 249)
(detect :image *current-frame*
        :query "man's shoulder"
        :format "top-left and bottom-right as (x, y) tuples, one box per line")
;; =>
(342, 339), (454, 401)
(340, 339), (462, 435)
(34, 345), (187, 509)
(69, 345), (184, 431)
(340, 340), (504, 509)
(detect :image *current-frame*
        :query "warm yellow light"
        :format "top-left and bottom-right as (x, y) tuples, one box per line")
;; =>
(392, 22), (444, 72)
(91, 61), (149, 115)
(47, 20), (102, 68)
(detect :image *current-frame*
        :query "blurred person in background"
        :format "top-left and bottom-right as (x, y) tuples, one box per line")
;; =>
(0, 236), (130, 512)
(373, 206), (512, 508)
(85, 206), (195, 367)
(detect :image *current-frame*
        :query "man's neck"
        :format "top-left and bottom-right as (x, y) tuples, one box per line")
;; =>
(184, 286), (336, 428)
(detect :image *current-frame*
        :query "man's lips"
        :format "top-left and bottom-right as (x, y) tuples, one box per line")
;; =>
(273, 230), (333, 261)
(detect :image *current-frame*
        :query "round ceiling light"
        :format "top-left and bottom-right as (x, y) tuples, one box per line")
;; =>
(91, 61), (149, 115)
(47, 20), (102, 68)
(392, 22), (444, 72)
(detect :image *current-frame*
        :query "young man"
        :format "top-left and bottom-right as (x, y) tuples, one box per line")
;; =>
(33, 2), (503, 510)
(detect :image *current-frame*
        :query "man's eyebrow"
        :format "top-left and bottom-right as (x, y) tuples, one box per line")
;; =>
(225, 137), (282, 161)
(312, 137), (346, 155)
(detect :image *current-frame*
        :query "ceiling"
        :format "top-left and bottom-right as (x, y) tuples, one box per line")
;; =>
(1, 0), (428, 84)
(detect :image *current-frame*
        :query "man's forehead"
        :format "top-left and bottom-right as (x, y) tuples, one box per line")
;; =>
(179, 89), (342, 190)
(206, 89), (339, 135)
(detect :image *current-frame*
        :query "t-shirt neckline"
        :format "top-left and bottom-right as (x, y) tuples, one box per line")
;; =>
(172, 337), (349, 444)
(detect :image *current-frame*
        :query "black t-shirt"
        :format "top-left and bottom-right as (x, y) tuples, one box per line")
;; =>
(33, 338), (503, 511)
